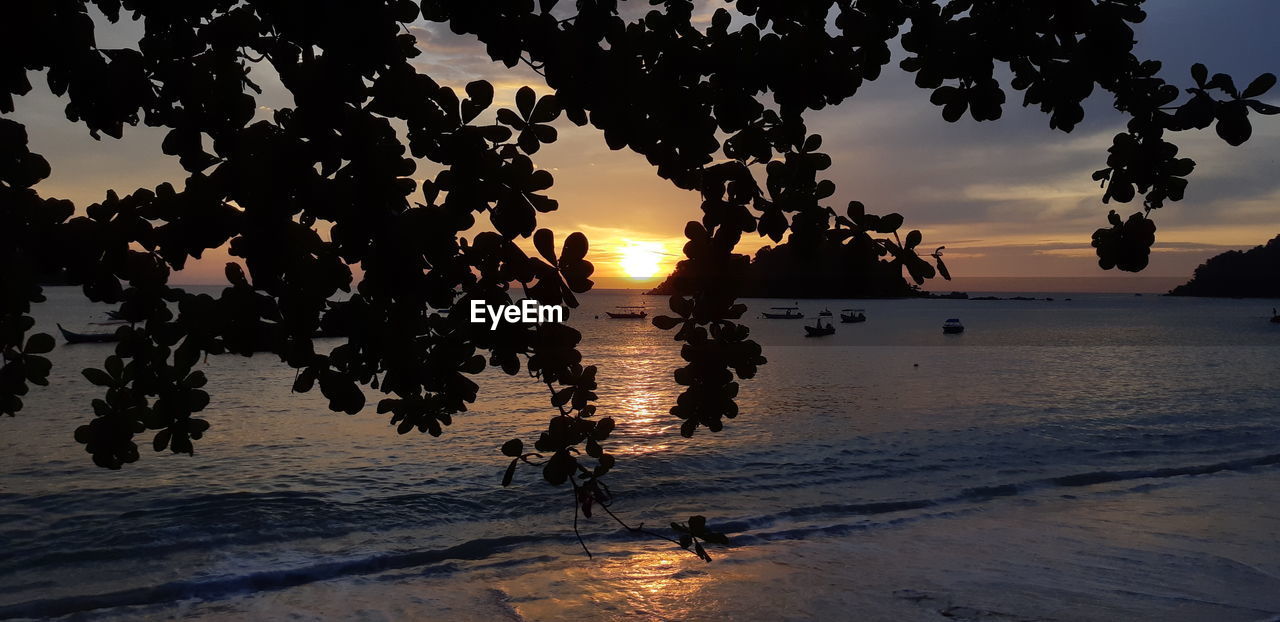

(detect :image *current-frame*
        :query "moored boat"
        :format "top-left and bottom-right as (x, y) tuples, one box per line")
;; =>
(818, 308), (832, 317)
(606, 306), (647, 319)
(761, 306), (804, 319)
(942, 318), (965, 334)
(804, 318), (835, 337)
(57, 323), (121, 344)
(840, 308), (866, 323)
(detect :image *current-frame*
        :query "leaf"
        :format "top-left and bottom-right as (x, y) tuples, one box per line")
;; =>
(1245, 100), (1280, 115)
(904, 229), (922, 250)
(591, 417), (615, 440)
(935, 256), (951, 280)
(183, 371), (208, 388)
(225, 262), (248, 287)
(1242, 73), (1276, 98)
(652, 315), (682, 330)
(24, 355), (51, 385)
(875, 213), (904, 233)
(105, 355), (123, 379)
(83, 368), (114, 387)
(516, 86), (536, 119)
(561, 232), (589, 264)
(24, 333), (54, 354)
(502, 457), (519, 486)
(689, 515), (707, 532)
(942, 98), (967, 122)
(1206, 73), (1237, 97)
(1191, 63), (1207, 86)
(530, 95), (561, 124)
(464, 80), (494, 107)
(153, 428), (172, 452)
(680, 418), (697, 437)
(496, 108), (525, 128)
(542, 449), (575, 485)
(1215, 105), (1252, 146)
(501, 438), (524, 457)
(551, 387), (574, 407)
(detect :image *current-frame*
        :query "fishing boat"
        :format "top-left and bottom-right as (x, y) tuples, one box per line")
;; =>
(942, 318), (965, 334)
(605, 306), (647, 319)
(804, 318), (835, 337)
(840, 308), (866, 323)
(761, 306), (804, 319)
(818, 308), (832, 317)
(57, 323), (120, 344)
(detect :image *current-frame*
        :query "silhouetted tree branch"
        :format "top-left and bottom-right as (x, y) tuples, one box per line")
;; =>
(0, 0), (1274, 560)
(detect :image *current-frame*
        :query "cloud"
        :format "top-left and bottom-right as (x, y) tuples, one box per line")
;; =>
(12, 1), (1280, 288)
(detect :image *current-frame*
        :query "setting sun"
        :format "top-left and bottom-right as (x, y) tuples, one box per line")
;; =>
(618, 241), (666, 278)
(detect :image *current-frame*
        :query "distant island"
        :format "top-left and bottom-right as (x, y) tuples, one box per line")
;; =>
(1168, 235), (1280, 298)
(646, 237), (924, 298)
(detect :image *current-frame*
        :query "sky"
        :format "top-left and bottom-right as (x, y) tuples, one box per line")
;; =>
(11, 1), (1280, 290)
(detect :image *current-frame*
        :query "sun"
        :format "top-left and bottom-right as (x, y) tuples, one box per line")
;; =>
(618, 241), (665, 279)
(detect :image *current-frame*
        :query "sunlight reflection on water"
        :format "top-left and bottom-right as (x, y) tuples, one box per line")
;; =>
(1, 288), (1279, 619)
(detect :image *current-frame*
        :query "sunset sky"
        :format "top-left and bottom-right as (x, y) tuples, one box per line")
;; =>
(12, 1), (1280, 289)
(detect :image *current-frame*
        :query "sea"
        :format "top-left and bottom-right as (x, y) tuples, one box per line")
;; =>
(1, 286), (1279, 621)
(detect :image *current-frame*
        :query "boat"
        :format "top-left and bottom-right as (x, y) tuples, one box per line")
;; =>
(57, 323), (121, 344)
(605, 306), (647, 319)
(804, 319), (835, 337)
(818, 308), (832, 317)
(105, 309), (125, 321)
(840, 309), (866, 323)
(942, 318), (965, 334)
(1272, 308), (1279, 324)
(761, 306), (804, 319)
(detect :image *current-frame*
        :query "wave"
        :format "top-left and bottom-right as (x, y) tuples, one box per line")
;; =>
(717, 452), (1280, 534)
(2, 453), (1276, 619)
(0, 533), (561, 620)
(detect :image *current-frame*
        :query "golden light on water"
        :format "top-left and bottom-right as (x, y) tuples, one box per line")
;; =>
(617, 241), (667, 279)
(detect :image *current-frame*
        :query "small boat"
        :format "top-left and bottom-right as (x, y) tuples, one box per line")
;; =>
(840, 309), (866, 323)
(761, 306), (804, 319)
(804, 319), (835, 337)
(57, 323), (121, 344)
(1271, 308), (1279, 324)
(818, 308), (832, 317)
(942, 318), (965, 334)
(606, 306), (647, 319)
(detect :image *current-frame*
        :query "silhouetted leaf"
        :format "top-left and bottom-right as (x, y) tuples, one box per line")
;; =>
(82, 368), (113, 387)
(24, 333), (54, 354)
(1242, 73), (1276, 98)
(502, 457), (519, 486)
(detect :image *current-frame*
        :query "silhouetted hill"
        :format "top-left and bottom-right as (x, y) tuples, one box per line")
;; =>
(647, 237), (918, 299)
(1168, 235), (1280, 298)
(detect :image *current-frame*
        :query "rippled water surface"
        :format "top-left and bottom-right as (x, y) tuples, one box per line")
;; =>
(2, 287), (1279, 620)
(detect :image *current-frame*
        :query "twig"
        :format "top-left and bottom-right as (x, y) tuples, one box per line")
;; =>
(597, 499), (685, 547)
(569, 476), (593, 559)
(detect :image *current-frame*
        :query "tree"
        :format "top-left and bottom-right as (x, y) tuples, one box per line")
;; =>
(1168, 235), (1280, 298)
(1, 0), (1274, 558)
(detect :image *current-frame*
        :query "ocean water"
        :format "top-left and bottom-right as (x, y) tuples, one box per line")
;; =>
(2, 287), (1279, 620)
